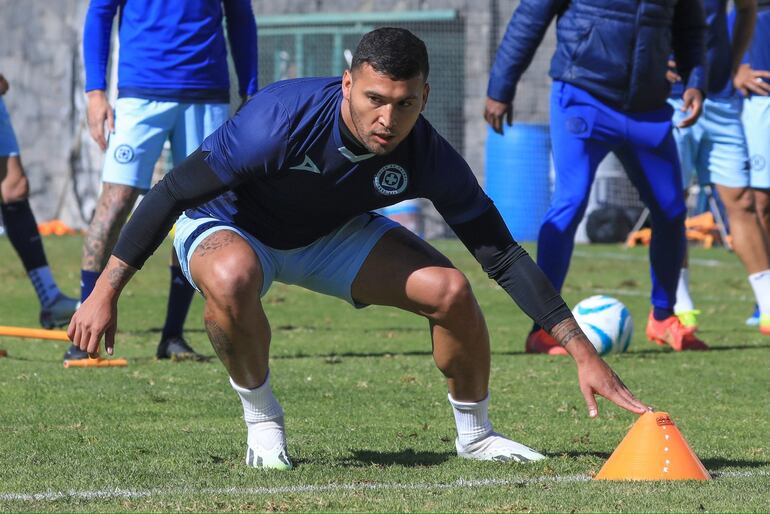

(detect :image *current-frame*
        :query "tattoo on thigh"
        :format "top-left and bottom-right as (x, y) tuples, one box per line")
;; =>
(205, 318), (237, 362)
(194, 230), (240, 258)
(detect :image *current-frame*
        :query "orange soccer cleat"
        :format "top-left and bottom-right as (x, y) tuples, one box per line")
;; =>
(645, 312), (709, 351)
(525, 328), (568, 355)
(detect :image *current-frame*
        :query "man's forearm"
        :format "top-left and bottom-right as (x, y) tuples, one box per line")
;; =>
(549, 317), (598, 363)
(97, 256), (137, 297)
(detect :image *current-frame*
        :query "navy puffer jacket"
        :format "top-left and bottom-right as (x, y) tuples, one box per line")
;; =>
(488, 0), (708, 112)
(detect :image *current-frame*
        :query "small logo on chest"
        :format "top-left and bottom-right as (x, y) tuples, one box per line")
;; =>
(289, 155), (321, 174)
(374, 164), (408, 196)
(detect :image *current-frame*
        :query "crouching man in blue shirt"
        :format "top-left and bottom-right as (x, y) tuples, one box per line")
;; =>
(68, 28), (648, 470)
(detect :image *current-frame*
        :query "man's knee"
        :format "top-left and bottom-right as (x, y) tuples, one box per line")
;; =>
(723, 187), (757, 217)
(202, 253), (262, 308)
(426, 269), (478, 321)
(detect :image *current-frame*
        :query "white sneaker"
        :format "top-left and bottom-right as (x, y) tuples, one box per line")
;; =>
(246, 444), (293, 470)
(456, 431), (546, 463)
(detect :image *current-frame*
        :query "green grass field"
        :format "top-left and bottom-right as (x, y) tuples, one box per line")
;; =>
(0, 236), (767, 512)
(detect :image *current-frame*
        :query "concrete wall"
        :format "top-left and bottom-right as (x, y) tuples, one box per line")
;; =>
(0, 0), (557, 231)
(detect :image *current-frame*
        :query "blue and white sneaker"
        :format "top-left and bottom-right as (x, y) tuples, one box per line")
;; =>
(746, 304), (760, 327)
(456, 432), (546, 463)
(40, 294), (79, 329)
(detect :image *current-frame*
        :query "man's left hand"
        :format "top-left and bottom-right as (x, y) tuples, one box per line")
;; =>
(484, 97), (513, 135)
(678, 88), (704, 128)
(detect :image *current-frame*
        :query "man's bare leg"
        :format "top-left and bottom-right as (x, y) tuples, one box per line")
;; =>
(753, 188), (770, 234)
(352, 228), (489, 402)
(189, 229), (289, 469)
(82, 183), (140, 272)
(716, 184), (770, 331)
(352, 228), (544, 462)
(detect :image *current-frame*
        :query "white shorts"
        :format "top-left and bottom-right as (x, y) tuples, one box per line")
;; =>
(0, 98), (20, 157)
(103, 98), (229, 190)
(670, 95), (751, 189)
(173, 212), (399, 307)
(742, 95), (770, 189)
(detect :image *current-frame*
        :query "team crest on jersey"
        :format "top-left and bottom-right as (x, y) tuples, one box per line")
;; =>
(751, 154), (766, 172)
(114, 144), (135, 164)
(374, 164), (408, 196)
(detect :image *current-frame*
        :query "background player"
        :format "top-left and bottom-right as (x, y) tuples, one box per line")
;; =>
(65, 0), (259, 361)
(669, 0), (770, 334)
(67, 28), (648, 469)
(731, 1), (770, 326)
(484, 0), (709, 353)
(0, 73), (78, 328)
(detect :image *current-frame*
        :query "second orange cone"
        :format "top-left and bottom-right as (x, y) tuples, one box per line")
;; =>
(595, 411), (710, 481)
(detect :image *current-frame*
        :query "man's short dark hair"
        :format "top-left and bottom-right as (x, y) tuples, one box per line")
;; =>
(351, 27), (429, 81)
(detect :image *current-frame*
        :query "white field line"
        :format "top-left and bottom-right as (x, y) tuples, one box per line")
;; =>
(1, 469), (768, 502)
(572, 250), (738, 269)
(587, 287), (754, 303)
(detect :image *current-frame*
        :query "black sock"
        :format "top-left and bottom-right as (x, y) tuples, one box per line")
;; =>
(161, 265), (195, 340)
(1, 199), (47, 271)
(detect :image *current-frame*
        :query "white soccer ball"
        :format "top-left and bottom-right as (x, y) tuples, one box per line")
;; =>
(572, 295), (633, 355)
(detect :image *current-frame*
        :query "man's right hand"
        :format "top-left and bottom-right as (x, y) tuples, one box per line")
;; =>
(86, 89), (114, 151)
(0, 74), (8, 96)
(551, 318), (650, 418)
(67, 256), (136, 356)
(734, 64), (770, 97)
(484, 97), (513, 135)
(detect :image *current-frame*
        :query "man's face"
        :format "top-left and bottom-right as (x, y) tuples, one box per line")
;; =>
(341, 63), (429, 155)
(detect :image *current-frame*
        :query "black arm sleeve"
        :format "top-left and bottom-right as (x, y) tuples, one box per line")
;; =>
(450, 206), (572, 331)
(112, 149), (229, 269)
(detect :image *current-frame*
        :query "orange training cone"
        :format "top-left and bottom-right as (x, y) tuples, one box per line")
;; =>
(595, 411), (710, 481)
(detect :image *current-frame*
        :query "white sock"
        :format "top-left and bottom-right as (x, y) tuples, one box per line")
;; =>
(230, 371), (286, 451)
(748, 270), (770, 317)
(448, 392), (493, 446)
(674, 268), (695, 313)
(28, 266), (61, 308)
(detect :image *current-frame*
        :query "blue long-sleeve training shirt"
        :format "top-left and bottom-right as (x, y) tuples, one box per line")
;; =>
(83, 0), (258, 103)
(729, 1), (770, 83)
(671, 0), (735, 99)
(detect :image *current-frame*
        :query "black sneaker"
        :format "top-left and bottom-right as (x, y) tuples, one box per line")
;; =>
(156, 336), (207, 362)
(63, 344), (89, 361)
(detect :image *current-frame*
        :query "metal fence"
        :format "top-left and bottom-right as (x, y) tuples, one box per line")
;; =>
(256, 10), (465, 155)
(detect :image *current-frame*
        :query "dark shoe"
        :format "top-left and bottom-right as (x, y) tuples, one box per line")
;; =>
(41, 294), (80, 329)
(63, 344), (89, 361)
(156, 336), (207, 362)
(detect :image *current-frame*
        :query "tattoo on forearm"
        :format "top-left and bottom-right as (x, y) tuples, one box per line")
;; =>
(205, 318), (237, 365)
(550, 318), (583, 347)
(194, 230), (240, 258)
(106, 263), (135, 291)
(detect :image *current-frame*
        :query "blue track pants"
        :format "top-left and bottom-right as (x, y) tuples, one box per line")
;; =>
(537, 81), (686, 309)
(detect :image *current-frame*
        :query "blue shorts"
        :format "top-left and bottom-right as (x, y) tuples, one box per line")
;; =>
(0, 98), (20, 157)
(669, 95), (750, 189)
(173, 212), (399, 307)
(103, 98), (229, 190)
(742, 95), (770, 189)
